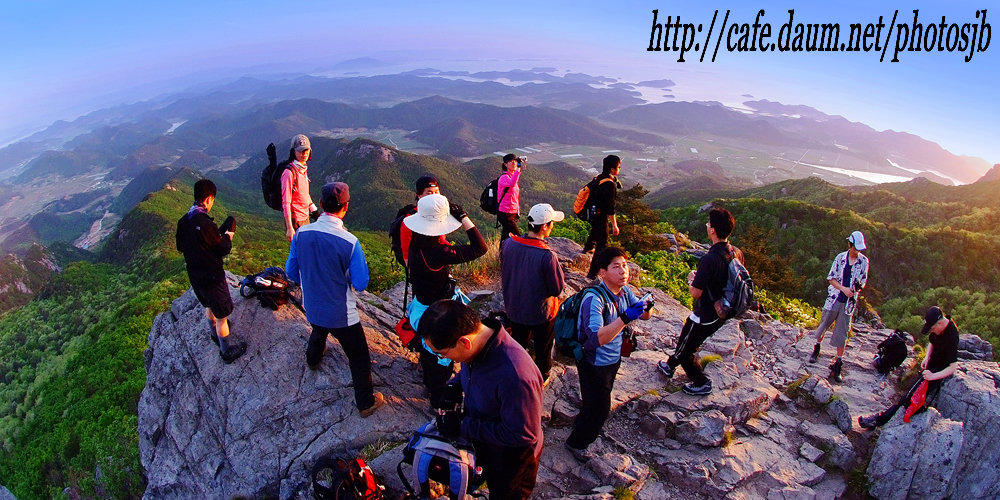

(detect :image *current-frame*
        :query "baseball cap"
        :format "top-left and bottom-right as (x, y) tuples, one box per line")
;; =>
(321, 182), (350, 208)
(415, 175), (439, 194)
(502, 153), (517, 163)
(291, 134), (311, 152)
(847, 230), (867, 251)
(920, 306), (944, 335)
(527, 203), (565, 225)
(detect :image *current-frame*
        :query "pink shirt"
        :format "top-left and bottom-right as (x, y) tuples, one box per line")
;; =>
(281, 161), (315, 222)
(497, 170), (521, 214)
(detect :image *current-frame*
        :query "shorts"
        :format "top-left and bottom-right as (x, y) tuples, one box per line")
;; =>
(192, 278), (234, 319)
(814, 300), (851, 348)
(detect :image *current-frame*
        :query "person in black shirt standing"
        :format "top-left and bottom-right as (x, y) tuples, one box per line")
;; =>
(175, 179), (246, 363)
(657, 207), (740, 396)
(859, 306), (960, 428)
(584, 155), (622, 279)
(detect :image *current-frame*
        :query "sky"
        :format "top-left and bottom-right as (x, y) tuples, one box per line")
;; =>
(0, 0), (997, 165)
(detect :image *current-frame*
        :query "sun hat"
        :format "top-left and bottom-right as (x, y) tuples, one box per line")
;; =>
(402, 194), (462, 236)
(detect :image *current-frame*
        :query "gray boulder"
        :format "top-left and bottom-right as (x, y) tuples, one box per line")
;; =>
(867, 408), (964, 500)
(674, 409), (732, 447)
(0, 485), (17, 500)
(957, 334), (993, 361)
(139, 273), (430, 500)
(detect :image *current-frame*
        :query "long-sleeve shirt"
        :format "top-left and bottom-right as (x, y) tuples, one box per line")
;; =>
(823, 251), (869, 312)
(280, 161), (315, 223)
(459, 318), (544, 458)
(175, 205), (232, 287)
(578, 282), (642, 366)
(500, 235), (565, 325)
(497, 170), (521, 215)
(408, 227), (488, 305)
(286, 214), (369, 329)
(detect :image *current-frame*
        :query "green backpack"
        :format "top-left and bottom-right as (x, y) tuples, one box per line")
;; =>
(554, 285), (613, 360)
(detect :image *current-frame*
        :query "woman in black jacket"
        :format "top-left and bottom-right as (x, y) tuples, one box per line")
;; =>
(403, 193), (488, 408)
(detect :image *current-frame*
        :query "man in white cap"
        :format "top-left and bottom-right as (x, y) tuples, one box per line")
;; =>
(281, 134), (319, 242)
(500, 203), (566, 383)
(807, 230), (870, 383)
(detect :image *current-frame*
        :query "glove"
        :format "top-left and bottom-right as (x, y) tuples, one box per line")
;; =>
(266, 143), (277, 164)
(620, 302), (646, 324)
(448, 202), (467, 221)
(310, 209), (321, 221)
(438, 382), (464, 411)
(436, 411), (463, 438)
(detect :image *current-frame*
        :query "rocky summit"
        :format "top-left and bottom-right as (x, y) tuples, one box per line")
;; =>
(138, 237), (1000, 499)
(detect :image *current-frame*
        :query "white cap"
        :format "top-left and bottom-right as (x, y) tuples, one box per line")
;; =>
(847, 230), (867, 251)
(527, 203), (565, 225)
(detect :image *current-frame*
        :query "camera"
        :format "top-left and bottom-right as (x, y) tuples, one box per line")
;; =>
(516, 156), (527, 167)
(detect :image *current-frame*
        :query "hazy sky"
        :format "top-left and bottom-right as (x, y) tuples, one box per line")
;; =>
(1, 0), (997, 164)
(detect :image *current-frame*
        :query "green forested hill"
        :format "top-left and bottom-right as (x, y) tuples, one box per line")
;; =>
(657, 177), (1000, 355)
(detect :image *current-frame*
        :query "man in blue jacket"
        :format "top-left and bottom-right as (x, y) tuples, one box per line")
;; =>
(419, 300), (543, 500)
(286, 182), (385, 418)
(501, 203), (566, 383)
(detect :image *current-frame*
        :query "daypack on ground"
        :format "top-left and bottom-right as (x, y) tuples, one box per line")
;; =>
(554, 285), (615, 361)
(709, 248), (756, 320)
(397, 421), (485, 500)
(312, 455), (385, 500)
(261, 142), (294, 211)
(240, 266), (292, 310)
(874, 329), (909, 374)
(573, 176), (613, 221)
(478, 177), (509, 215)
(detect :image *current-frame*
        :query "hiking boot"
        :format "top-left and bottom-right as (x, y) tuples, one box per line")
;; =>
(360, 392), (386, 418)
(682, 380), (713, 396)
(210, 330), (220, 346)
(220, 341), (247, 364)
(858, 415), (878, 430)
(565, 442), (596, 462)
(830, 359), (844, 383)
(808, 343), (820, 364)
(657, 360), (675, 379)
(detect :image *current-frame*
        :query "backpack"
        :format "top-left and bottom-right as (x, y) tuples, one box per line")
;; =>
(240, 266), (293, 310)
(389, 206), (417, 268)
(262, 143), (294, 211)
(573, 176), (613, 222)
(312, 456), (385, 500)
(874, 329), (909, 374)
(478, 177), (509, 215)
(708, 248), (756, 321)
(396, 421), (485, 500)
(554, 285), (615, 361)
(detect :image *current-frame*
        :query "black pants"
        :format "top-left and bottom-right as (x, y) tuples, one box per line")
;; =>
(567, 359), (621, 449)
(584, 214), (609, 277)
(472, 440), (539, 500)
(498, 212), (520, 243)
(873, 377), (943, 426)
(307, 322), (375, 410)
(418, 348), (455, 409)
(510, 320), (555, 380)
(666, 318), (725, 387)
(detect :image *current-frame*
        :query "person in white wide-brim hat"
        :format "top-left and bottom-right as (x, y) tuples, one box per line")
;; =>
(402, 193), (488, 409)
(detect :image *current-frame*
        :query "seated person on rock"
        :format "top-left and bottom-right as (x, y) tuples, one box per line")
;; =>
(859, 306), (959, 429)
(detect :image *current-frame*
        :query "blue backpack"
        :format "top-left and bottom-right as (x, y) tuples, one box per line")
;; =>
(397, 421), (485, 500)
(554, 285), (614, 361)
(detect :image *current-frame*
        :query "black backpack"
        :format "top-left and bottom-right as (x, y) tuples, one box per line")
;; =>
(874, 329), (909, 375)
(312, 456), (385, 500)
(478, 177), (509, 215)
(389, 205), (417, 268)
(261, 143), (294, 211)
(708, 247), (756, 321)
(240, 266), (293, 310)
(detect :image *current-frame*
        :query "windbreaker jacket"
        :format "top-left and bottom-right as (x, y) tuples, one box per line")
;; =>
(286, 214), (369, 328)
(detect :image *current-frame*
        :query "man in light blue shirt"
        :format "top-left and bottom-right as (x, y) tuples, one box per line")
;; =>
(286, 182), (384, 417)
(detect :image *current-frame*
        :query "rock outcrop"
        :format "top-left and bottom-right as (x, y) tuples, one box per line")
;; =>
(139, 238), (1000, 499)
(0, 485), (17, 500)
